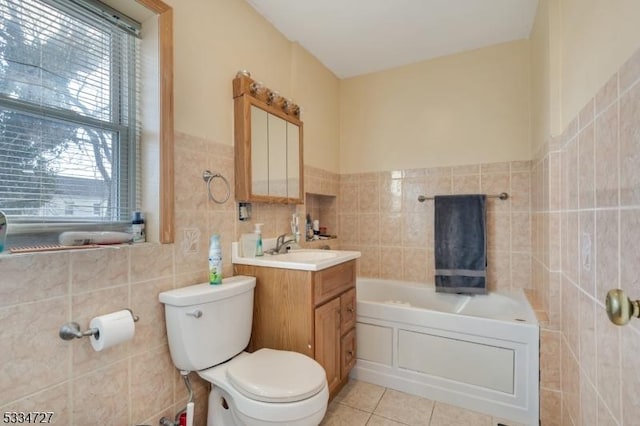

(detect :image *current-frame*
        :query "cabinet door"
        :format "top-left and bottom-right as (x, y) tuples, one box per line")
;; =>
(340, 288), (356, 335)
(341, 328), (357, 380)
(315, 297), (341, 393)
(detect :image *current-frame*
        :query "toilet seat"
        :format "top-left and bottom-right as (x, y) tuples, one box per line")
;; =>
(226, 348), (327, 403)
(199, 351), (329, 424)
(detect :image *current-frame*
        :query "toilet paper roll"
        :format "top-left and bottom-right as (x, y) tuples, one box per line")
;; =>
(89, 310), (135, 352)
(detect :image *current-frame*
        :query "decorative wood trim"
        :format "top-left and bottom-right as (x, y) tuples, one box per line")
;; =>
(135, 0), (174, 243)
(234, 94), (251, 202)
(135, 0), (171, 13)
(232, 75), (254, 99)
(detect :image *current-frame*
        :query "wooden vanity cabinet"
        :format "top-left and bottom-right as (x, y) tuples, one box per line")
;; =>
(234, 260), (357, 398)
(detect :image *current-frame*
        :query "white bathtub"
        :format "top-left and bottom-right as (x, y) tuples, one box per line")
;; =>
(351, 278), (539, 425)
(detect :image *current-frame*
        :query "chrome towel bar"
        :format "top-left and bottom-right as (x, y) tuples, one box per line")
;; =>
(418, 192), (509, 203)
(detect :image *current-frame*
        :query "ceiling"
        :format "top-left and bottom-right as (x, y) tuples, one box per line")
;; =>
(245, 0), (539, 79)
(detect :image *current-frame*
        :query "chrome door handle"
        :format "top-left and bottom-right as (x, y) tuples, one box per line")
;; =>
(186, 310), (203, 318)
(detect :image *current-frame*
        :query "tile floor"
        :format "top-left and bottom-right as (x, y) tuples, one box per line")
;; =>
(321, 380), (526, 426)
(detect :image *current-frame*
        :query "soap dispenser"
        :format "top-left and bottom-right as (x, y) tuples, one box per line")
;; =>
(254, 223), (263, 256)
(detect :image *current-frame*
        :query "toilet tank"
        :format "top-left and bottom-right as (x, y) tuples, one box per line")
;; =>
(159, 275), (256, 372)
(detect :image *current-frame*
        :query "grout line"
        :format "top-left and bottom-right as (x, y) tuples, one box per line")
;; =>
(619, 70), (640, 99)
(371, 387), (386, 415)
(427, 399), (436, 425)
(616, 90), (623, 422)
(0, 381), (69, 413)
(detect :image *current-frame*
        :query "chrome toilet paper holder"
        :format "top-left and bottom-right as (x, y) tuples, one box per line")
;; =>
(58, 308), (139, 341)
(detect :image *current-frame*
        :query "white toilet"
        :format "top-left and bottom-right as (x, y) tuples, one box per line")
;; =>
(159, 275), (329, 426)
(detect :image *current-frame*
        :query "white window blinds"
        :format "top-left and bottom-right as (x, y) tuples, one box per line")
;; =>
(0, 0), (141, 229)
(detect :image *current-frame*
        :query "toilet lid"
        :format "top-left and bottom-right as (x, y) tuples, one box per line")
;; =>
(226, 348), (327, 403)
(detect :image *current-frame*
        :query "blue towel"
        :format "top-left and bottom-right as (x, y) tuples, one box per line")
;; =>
(434, 194), (487, 294)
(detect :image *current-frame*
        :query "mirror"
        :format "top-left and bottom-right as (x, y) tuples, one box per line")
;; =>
(234, 75), (304, 204)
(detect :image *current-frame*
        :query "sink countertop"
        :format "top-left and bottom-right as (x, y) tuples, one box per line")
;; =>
(231, 241), (360, 271)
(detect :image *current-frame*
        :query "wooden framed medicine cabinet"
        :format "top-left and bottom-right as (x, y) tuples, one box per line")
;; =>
(233, 74), (304, 204)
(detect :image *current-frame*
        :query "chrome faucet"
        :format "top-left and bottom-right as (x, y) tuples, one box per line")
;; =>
(269, 233), (296, 254)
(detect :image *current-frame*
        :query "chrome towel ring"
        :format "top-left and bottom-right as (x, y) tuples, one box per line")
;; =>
(202, 170), (231, 204)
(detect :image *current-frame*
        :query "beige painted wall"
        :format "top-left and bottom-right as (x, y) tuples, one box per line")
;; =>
(339, 40), (531, 174)
(165, 0), (341, 173)
(531, 0), (640, 138)
(530, 0), (562, 149)
(290, 44), (341, 172)
(560, 0), (640, 128)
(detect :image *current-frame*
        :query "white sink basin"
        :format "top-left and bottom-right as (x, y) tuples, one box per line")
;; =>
(275, 250), (338, 262)
(232, 243), (360, 271)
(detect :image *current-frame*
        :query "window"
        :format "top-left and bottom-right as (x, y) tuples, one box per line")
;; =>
(0, 0), (141, 234)
(64, 202), (74, 216)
